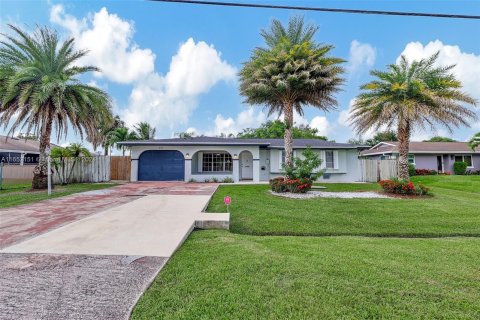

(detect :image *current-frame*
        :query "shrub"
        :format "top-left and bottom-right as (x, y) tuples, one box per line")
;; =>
(211, 177), (219, 183)
(408, 164), (416, 177)
(269, 177), (312, 194)
(283, 147), (324, 180)
(269, 177), (287, 193)
(188, 178), (197, 183)
(204, 178), (211, 183)
(453, 162), (467, 175)
(222, 177), (234, 183)
(466, 170), (480, 175)
(379, 178), (429, 196)
(415, 169), (438, 176)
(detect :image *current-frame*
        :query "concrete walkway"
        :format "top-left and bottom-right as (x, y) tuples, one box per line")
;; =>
(0, 182), (228, 320)
(2, 194), (227, 257)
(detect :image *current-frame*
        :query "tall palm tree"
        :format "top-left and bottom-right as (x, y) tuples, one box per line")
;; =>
(134, 121), (156, 140)
(239, 16), (345, 166)
(349, 53), (477, 180)
(0, 25), (113, 189)
(469, 132), (480, 151)
(107, 127), (138, 156)
(89, 115), (125, 155)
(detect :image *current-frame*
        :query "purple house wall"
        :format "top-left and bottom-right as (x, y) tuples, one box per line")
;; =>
(362, 153), (480, 173)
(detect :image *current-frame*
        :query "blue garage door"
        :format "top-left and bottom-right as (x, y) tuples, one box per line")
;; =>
(138, 150), (185, 181)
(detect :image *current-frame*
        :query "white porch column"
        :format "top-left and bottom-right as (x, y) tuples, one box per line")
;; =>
(130, 159), (138, 182)
(233, 158), (240, 182)
(184, 158), (192, 182)
(253, 158), (260, 182)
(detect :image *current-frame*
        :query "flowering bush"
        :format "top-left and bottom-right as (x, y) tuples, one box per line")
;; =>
(415, 169), (438, 176)
(379, 178), (429, 196)
(269, 177), (312, 193)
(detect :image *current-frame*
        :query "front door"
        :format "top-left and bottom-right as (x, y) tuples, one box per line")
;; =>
(437, 155), (443, 172)
(240, 152), (253, 180)
(259, 150), (270, 181)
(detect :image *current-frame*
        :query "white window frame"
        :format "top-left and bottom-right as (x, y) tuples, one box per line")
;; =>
(201, 152), (233, 172)
(455, 155), (473, 168)
(408, 154), (415, 165)
(325, 151), (334, 169)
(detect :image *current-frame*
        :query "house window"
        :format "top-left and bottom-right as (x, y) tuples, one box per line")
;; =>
(325, 151), (334, 169)
(455, 155), (473, 167)
(408, 154), (415, 164)
(202, 152), (233, 172)
(281, 150), (286, 166)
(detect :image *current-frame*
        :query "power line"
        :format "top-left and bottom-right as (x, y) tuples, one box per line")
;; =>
(148, 0), (480, 20)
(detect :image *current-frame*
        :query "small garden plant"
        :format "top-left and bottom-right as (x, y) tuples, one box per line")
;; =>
(270, 147), (324, 194)
(453, 162), (468, 175)
(379, 178), (429, 196)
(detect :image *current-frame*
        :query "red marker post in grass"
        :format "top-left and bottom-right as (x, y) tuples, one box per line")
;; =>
(224, 196), (231, 213)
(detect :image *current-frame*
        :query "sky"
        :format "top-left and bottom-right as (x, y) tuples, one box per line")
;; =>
(1, 0), (480, 150)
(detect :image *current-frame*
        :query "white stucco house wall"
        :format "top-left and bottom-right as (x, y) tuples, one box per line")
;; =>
(119, 137), (364, 183)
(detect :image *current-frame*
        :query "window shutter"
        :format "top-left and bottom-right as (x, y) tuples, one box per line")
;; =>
(198, 152), (203, 172)
(320, 150), (326, 169)
(333, 151), (339, 169)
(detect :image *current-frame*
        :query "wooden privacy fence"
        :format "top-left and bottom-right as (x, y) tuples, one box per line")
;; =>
(0, 164), (35, 181)
(360, 159), (399, 182)
(110, 156), (131, 181)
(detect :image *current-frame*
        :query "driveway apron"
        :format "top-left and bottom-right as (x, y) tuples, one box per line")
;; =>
(0, 182), (220, 320)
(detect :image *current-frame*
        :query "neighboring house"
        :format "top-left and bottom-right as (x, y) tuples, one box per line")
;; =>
(119, 137), (365, 182)
(0, 135), (41, 165)
(360, 141), (480, 173)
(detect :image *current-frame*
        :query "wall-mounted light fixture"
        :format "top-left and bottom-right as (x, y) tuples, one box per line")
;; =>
(233, 154), (238, 160)
(185, 153), (190, 159)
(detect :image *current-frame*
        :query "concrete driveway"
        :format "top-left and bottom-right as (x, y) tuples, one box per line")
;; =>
(0, 182), (227, 320)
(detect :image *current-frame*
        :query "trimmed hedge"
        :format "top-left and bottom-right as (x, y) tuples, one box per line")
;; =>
(269, 177), (312, 193)
(379, 179), (429, 196)
(453, 162), (467, 175)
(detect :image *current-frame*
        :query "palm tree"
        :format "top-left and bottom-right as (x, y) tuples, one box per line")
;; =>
(349, 53), (477, 180)
(89, 115), (125, 155)
(107, 127), (138, 156)
(51, 143), (91, 184)
(239, 16), (345, 166)
(469, 132), (480, 151)
(134, 121), (156, 140)
(0, 25), (113, 189)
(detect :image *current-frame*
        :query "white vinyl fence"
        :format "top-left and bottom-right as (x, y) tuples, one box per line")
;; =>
(1, 156), (111, 184)
(360, 159), (398, 182)
(53, 156), (111, 184)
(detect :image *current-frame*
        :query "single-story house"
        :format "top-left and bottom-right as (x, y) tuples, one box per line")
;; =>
(0, 135), (41, 165)
(119, 137), (365, 182)
(360, 141), (480, 173)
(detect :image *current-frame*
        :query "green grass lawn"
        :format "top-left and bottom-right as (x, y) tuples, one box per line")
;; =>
(132, 231), (480, 320)
(206, 176), (480, 237)
(0, 182), (117, 208)
(133, 176), (480, 319)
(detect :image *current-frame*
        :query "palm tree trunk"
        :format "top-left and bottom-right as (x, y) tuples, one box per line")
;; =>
(283, 100), (294, 167)
(32, 119), (53, 189)
(397, 122), (411, 180)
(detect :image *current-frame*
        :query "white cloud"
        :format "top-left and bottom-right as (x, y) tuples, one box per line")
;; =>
(310, 116), (330, 136)
(208, 108), (267, 136)
(348, 40), (376, 73)
(338, 99), (355, 127)
(399, 40), (480, 102)
(123, 38), (236, 129)
(50, 4), (155, 84)
(50, 5), (236, 134)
